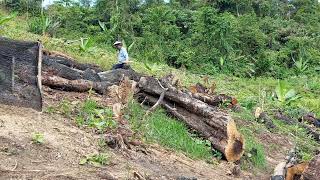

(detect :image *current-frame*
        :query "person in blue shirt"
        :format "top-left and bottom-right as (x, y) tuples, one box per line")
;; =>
(112, 41), (131, 70)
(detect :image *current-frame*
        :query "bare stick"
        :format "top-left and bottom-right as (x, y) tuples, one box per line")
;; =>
(10, 160), (17, 171)
(140, 97), (147, 107)
(156, 79), (168, 91)
(11, 57), (15, 92)
(37, 42), (43, 111)
(144, 90), (166, 117)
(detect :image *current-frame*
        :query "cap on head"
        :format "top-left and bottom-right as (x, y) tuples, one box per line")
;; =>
(113, 41), (122, 46)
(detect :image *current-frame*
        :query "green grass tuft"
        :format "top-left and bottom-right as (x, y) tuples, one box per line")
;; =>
(240, 127), (267, 169)
(126, 100), (212, 160)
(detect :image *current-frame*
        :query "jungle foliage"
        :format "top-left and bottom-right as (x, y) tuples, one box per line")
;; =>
(2, 0), (320, 78)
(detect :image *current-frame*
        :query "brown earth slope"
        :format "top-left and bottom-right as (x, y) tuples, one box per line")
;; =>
(0, 102), (247, 180)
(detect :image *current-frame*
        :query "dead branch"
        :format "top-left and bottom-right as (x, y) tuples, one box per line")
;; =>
(144, 90), (166, 117)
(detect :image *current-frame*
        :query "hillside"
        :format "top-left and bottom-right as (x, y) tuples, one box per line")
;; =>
(1, 6), (320, 180)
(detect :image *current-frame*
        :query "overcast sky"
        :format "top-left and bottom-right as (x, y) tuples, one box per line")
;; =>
(42, 0), (54, 7)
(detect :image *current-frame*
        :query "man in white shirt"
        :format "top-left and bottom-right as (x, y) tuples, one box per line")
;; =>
(112, 41), (130, 70)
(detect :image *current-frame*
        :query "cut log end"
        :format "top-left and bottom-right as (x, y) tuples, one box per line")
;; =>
(225, 119), (245, 162)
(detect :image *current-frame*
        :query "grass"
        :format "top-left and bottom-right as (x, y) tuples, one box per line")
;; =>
(240, 127), (267, 169)
(126, 100), (213, 160)
(273, 119), (318, 161)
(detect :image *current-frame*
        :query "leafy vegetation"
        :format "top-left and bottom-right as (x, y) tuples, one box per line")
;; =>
(79, 153), (109, 166)
(3, 0), (320, 78)
(0, 12), (16, 26)
(76, 99), (117, 132)
(32, 132), (44, 144)
(240, 127), (266, 169)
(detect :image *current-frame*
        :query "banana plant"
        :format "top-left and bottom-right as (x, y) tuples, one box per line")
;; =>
(0, 13), (17, 27)
(98, 20), (107, 32)
(219, 56), (225, 68)
(293, 56), (308, 74)
(79, 37), (94, 52)
(274, 80), (300, 105)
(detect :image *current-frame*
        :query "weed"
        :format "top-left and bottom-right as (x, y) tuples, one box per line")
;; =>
(76, 99), (117, 132)
(32, 132), (44, 144)
(212, 149), (223, 160)
(98, 137), (107, 150)
(273, 119), (318, 161)
(57, 99), (72, 117)
(45, 106), (55, 114)
(0, 12), (16, 26)
(293, 56), (309, 74)
(28, 15), (59, 36)
(79, 153), (109, 166)
(79, 37), (94, 52)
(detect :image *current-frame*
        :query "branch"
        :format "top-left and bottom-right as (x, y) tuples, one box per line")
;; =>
(144, 90), (166, 117)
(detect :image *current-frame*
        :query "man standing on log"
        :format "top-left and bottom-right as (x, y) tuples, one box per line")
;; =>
(112, 41), (131, 69)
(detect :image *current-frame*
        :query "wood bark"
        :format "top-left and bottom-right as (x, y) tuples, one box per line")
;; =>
(192, 93), (232, 107)
(258, 112), (276, 130)
(138, 76), (245, 162)
(42, 74), (113, 94)
(43, 56), (87, 80)
(303, 154), (320, 180)
(271, 162), (286, 180)
(42, 51), (103, 72)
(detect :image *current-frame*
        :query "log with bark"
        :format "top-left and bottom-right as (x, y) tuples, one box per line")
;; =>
(42, 73), (113, 94)
(258, 112), (276, 130)
(138, 76), (245, 162)
(302, 154), (320, 180)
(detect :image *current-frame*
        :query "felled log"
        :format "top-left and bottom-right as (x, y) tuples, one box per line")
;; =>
(285, 162), (308, 180)
(271, 162), (286, 180)
(300, 113), (320, 128)
(43, 56), (101, 81)
(43, 50), (103, 72)
(191, 93), (234, 107)
(138, 76), (245, 162)
(98, 68), (141, 83)
(42, 74), (112, 94)
(258, 112), (276, 130)
(303, 154), (320, 180)
(43, 57), (83, 80)
(274, 112), (320, 143)
(274, 111), (295, 125)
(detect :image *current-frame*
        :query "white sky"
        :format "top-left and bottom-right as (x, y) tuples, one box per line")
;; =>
(42, 0), (54, 7)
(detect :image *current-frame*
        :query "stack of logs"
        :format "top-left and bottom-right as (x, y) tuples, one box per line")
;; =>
(41, 51), (244, 162)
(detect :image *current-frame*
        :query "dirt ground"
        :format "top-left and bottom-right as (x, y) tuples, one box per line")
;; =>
(0, 88), (292, 180)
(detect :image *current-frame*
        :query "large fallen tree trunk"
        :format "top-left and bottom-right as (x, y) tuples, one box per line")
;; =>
(303, 154), (320, 180)
(43, 56), (101, 81)
(42, 74), (113, 94)
(138, 77), (245, 162)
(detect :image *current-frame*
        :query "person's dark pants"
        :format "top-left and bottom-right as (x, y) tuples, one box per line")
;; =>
(112, 63), (130, 70)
